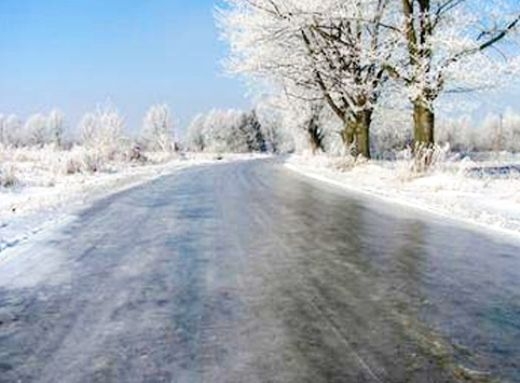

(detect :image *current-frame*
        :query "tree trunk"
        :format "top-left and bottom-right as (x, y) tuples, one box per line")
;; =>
(413, 100), (435, 148)
(341, 110), (372, 159)
(307, 118), (324, 155)
(356, 112), (371, 159)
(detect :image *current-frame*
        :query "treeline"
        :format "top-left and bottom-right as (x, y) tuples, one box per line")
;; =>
(0, 104), (176, 154)
(186, 109), (267, 153)
(438, 112), (520, 153)
(183, 104), (520, 157)
(0, 110), (65, 148)
(4, 102), (520, 160)
(0, 104), (177, 176)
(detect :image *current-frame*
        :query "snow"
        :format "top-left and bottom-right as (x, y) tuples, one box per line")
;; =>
(285, 153), (520, 242)
(0, 148), (262, 257)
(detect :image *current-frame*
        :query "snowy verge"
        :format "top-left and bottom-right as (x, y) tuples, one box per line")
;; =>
(0, 152), (263, 256)
(284, 154), (520, 241)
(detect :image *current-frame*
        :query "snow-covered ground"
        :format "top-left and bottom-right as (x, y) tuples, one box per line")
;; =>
(285, 153), (520, 241)
(0, 148), (259, 255)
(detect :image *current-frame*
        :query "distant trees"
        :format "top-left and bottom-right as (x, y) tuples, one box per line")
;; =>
(0, 110), (65, 148)
(242, 111), (267, 152)
(48, 109), (65, 147)
(24, 113), (49, 147)
(186, 109), (267, 153)
(185, 113), (206, 152)
(79, 105), (125, 152)
(0, 104), (181, 155)
(437, 110), (520, 153)
(0, 115), (22, 147)
(141, 104), (176, 152)
(272, 95), (330, 154)
(254, 99), (296, 154)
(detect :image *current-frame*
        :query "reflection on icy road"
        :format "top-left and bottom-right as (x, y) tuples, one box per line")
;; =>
(0, 160), (519, 382)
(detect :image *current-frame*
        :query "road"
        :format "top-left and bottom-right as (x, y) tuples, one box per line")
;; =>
(0, 160), (519, 383)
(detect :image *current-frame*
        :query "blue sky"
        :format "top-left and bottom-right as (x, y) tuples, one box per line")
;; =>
(0, 0), (249, 133)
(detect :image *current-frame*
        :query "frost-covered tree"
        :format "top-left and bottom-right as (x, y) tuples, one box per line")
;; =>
(240, 110), (267, 152)
(24, 113), (49, 147)
(278, 95), (329, 154)
(297, 102), (328, 154)
(141, 104), (175, 152)
(254, 92), (347, 154)
(435, 109), (520, 153)
(79, 105), (125, 157)
(484, 114), (506, 152)
(185, 113), (207, 152)
(1, 114), (22, 147)
(502, 109), (520, 152)
(48, 109), (65, 148)
(19, 110), (65, 147)
(389, 0), (520, 148)
(219, 0), (396, 158)
(370, 106), (413, 157)
(204, 109), (230, 152)
(79, 114), (98, 146)
(185, 109), (267, 153)
(201, 109), (248, 153)
(255, 100), (295, 154)
(437, 115), (474, 151)
(0, 115), (5, 146)
(0, 114), (23, 146)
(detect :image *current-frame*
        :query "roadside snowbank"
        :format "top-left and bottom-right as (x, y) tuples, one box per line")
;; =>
(285, 154), (520, 240)
(0, 150), (258, 254)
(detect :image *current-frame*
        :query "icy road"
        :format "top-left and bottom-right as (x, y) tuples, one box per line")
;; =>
(0, 160), (519, 383)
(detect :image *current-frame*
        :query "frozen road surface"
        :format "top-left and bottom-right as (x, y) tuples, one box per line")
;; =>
(0, 160), (519, 383)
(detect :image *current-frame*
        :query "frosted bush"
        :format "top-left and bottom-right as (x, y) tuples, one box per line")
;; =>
(401, 144), (451, 175)
(57, 148), (121, 175)
(327, 155), (357, 172)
